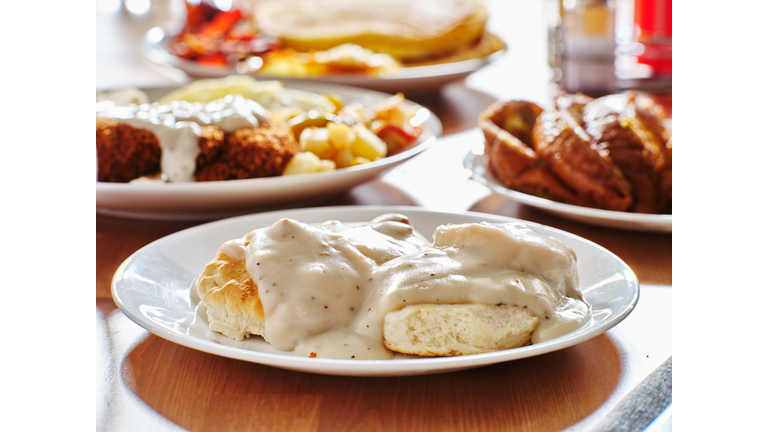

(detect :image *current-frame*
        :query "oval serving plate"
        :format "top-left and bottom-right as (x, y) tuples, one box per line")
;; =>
(96, 82), (441, 221)
(111, 206), (639, 377)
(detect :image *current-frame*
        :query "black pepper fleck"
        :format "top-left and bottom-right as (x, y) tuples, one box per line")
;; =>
(546, 316), (549, 319)
(324, 306), (328, 309)
(350, 307), (354, 311)
(431, 274), (435, 276)
(351, 356), (355, 358)
(497, 302), (503, 306)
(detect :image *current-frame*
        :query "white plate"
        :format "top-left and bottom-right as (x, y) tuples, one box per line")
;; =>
(111, 206), (639, 377)
(96, 82), (441, 221)
(464, 151), (673, 233)
(141, 27), (506, 94)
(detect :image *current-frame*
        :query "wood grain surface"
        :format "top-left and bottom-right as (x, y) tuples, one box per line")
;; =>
(96, 1), (673, 431)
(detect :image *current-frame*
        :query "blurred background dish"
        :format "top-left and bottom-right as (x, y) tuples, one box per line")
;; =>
(96, 81), (441, 220)
(140, 0), (506, 93)
(143, 31), (505, 93)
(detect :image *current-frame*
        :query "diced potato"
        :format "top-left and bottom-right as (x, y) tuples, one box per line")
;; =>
(318, 159), (337, 171)
(350, 157), (371, 166)
(350, 124), (387, 160)
(327, 122), (355, 150)
(283, 152), (323, 175)
(333, 148), (355, 168)
(299, 127), (334, 159)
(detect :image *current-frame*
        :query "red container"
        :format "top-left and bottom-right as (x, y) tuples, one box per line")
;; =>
(634, 0), (672, 76)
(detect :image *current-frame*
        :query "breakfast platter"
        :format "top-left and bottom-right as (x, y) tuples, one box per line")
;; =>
(140, 0), (506, 93)
(470, 93), (673, 232)
(96, 79), (441, 220)
(142, 30), (505, 94)
(111, 206), (640, 377)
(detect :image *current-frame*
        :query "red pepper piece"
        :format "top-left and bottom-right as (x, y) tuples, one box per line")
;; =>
(199, 9), (242, 39)
(196, 52), (229, 66)
(376, 124), (421, 153)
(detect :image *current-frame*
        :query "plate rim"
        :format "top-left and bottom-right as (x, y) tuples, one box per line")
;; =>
(111, 205), (640, 376)
(464, 151), (673, 232)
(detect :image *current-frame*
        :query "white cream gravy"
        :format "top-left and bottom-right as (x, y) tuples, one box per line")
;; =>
(208, 213), (590, 360)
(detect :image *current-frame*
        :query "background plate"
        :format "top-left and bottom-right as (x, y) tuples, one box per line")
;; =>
(111, 206), (640, 377)
(96, 82), (441, 220)
(464, 151), (673, 233)
(141, 28), (506, 94)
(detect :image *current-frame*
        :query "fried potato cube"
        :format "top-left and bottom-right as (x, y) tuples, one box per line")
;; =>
(350, 156), (371, 166)
(350, 124), (387, 160)
(327, 122), (355, 150)
(317, 159), (336, 171)
(283, 151), (336, 175)
(333, 148), (354, 168)
(299, 127), (334, 159)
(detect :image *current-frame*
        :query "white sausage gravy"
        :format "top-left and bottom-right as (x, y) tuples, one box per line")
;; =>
(198, 213), (590, 359)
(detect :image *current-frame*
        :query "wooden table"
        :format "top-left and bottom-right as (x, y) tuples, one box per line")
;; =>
(97, 1), (672, 430)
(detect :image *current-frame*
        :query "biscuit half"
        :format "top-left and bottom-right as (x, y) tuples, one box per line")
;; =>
(196, 252), (266, 342)
(383, 303), (539, 356)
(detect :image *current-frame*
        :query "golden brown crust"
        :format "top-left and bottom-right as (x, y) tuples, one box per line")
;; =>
(194, 125), (226, 173)
(479, 101), (587, 206)
(583, 98), (658, 213)
(196, 252), (266, 340)
(581, 93), (672, 213)
(96, 117), (162, 183)
(195, 121), (299, 181)
(532, 108), (634, 211)
(483, 93), (673, 214)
